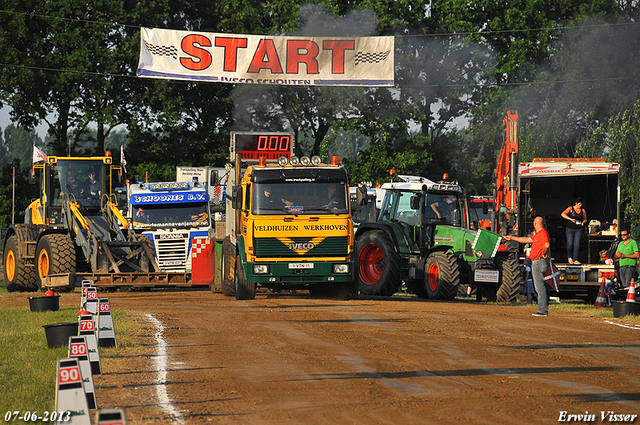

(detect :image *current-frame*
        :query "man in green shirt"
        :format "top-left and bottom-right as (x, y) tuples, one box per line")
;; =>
(615, 228), (639, 288)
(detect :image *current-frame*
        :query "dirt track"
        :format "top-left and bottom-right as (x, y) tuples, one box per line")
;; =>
(59, 288), (636, 425)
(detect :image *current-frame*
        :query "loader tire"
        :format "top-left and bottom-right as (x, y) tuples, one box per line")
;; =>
(425, 251), (460, 300)
(221, 237), (236, 297)
(356, 231), (402, 296)
(4, 235), (36, 292)
(35, 234), (76, 290)
(138, 235), (155, 273)
(234, 256), (255, 300)
(496, 255), (523, 303)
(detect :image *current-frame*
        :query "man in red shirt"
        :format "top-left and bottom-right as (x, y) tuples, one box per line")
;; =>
(505, 216), (551, 316)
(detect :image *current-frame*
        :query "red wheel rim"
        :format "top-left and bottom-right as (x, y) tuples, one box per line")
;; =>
(358, 243), (384, 286)
(428, 262), (439, 291)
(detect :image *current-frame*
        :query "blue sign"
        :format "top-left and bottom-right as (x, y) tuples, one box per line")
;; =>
(131, 191), (208, 205)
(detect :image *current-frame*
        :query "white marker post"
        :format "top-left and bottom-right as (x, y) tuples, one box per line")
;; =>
(95, 408), (127, 425)
(55, 358), (91, 425)
(85, 287), (100, 341)
(98, 298), (117, 348)
(80, 280), (92, 307)
(78, 314), (102, 375)
(68, 336), (97, 409)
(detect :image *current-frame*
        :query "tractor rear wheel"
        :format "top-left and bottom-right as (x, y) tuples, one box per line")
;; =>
(221, 237), (236, 297)
(4, 235), (36, 292)
(356, 231), (401, 296)
(234, 256), (255, 300)
(496, 255), (523, 302)
(35, 234), (76, 290)
(425, 251), (460, 300)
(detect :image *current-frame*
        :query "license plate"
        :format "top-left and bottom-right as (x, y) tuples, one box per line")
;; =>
(289, 263), (314, 269)
(163, 260), (183, 266)
(566, 274), (579, 281)
(474, 269), (500, 283)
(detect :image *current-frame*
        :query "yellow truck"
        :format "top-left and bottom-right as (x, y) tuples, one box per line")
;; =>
(221, 132), (365, 300)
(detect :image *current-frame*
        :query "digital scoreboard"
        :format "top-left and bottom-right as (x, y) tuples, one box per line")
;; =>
(231, 132), (295, 162)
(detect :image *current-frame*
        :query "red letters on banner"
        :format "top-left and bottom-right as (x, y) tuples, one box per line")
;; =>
(179, 35), (354, 75)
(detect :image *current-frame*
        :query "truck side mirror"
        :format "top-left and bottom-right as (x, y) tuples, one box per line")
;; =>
(410, 193), (421, 210)
(482, 201), (489, 215)
(232, 185), (242, 209)
(356, 185), (368, 206)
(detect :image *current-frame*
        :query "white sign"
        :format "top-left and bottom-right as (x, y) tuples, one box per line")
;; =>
(137, 27), (394, 87)
(474, 269), (500, 283)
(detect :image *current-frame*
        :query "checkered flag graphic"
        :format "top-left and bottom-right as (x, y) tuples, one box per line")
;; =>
(144, 40), (178, 60)
(354, 50), (391, 66)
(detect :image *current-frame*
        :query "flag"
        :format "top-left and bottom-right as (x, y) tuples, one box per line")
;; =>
(471, 228), (503, 258)
(544, 261), (561, 292)
(120, 145), (127, 173)
(33, 145), (46, 163)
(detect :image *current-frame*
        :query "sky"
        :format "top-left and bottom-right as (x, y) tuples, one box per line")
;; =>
(0, 106), (49, 141)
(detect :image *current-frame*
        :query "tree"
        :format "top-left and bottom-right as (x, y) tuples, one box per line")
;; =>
(0, 0), (171, 156)
(597, 101), (640, 237)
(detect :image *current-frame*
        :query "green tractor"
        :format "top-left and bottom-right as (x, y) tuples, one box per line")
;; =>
(355, 177), (522, 301)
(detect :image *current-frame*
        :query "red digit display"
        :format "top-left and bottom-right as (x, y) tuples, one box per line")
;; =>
(232, 132), (295, 163)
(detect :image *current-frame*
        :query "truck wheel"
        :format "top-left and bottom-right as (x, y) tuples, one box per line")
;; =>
(3, 235), (36, 292)
(35, 234), (76, 290)
(221, 237), (236, 297)
(425, 251), (460, 300)
(234, 257), (255, 300)
(356, 231), (402, 296)
(496, 255), (523, 303)
(336, 280), (359, 300)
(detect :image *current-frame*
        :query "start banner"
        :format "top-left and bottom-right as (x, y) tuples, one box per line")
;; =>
(137, 27), (394, 87)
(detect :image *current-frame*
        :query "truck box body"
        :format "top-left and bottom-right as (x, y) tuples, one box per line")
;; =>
(517, 159), (620, 296)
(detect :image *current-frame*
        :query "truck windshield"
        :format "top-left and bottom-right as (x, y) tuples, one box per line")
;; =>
(132, 202), (210, 228)
(54, 160), (105, 210)
(252, 182), (348, 215)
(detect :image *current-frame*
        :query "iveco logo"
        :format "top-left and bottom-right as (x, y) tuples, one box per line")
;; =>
(289, 242), (315, 250)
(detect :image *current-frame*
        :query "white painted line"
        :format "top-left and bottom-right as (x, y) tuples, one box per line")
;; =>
(603, 319), (640, 330)
(146, 314), (186, 424)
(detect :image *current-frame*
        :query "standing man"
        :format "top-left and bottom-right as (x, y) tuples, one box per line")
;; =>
(504, 216), (551, 317)
(615, 228), (639, 288)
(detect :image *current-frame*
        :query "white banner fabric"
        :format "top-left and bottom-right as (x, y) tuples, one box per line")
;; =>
(137, 27), (394, 87)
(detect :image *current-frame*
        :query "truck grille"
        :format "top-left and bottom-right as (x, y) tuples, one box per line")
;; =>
(254, 236), (348, 257)
(155, 237), (189, 272)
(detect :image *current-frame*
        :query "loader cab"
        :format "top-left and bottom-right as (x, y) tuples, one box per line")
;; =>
(37, 157), (112, 226)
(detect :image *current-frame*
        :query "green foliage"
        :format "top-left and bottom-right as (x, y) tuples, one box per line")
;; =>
(599, 101), (640, 238)
(1, 0), (640, 220)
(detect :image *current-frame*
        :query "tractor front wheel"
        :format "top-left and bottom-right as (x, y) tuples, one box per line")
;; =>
(496, 255), (523, 302)
(425, 251), (460, 300)
(356, 231), (401, 296)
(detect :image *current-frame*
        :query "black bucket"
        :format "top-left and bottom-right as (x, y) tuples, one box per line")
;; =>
(28, 295), (60, 312)
(42, 322), (78, 348)
(612, 301), (640, 318)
